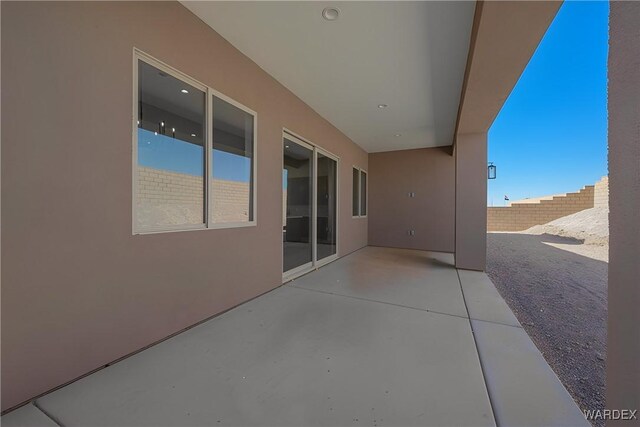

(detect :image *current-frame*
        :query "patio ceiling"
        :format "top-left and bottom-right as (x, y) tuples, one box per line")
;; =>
(181, 1), (476, 153)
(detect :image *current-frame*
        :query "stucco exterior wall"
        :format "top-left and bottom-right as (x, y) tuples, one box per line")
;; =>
(455, 132), (487, 271)
(1, 1), (368, 410)
(606, 2), (640, 422)
(487, 185), (594, 232)
(368, 147), (455, 252)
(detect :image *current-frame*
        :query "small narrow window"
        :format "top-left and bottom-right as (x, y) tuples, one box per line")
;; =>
(352, 167), (360, 216)
(352, 167), (367, 217)
(360, 170), (367, 216)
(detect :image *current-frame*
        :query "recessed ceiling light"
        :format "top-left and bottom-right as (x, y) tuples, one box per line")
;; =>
(285, 145), (290, 149)
(322, 7), (340, 21)
(378, 104), (388, 109)
(181, 89), (189, 94)
(395, 133), (402, 137)
(191, 133), (196, 137)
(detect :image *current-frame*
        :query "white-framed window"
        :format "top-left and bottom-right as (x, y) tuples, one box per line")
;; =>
(133, 50), (257, 234)
(352, 166), (367, 218)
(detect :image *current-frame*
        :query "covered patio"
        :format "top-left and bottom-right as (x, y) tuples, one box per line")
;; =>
(3, 1), (639, 424)
(2, 247), (586, 427)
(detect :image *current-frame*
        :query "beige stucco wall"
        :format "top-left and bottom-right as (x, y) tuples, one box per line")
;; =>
(455, 132), (487, 271)
(368, 147), (455, 252)
(607, 2), (640, 423)
(1, 1), (367, 410)
(487, 185), (594, 232)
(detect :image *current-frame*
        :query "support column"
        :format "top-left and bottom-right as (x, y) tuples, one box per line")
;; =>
(607, 2), (640, 424)
(455, 132), (487, 271)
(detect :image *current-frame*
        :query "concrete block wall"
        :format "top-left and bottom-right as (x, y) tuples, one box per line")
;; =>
(211, 180), (250, 223)
(594, 176), (609, 208)
(138, 167), (204, 205)
(487, 185), (595, 232)
(137, 166), (250, 225)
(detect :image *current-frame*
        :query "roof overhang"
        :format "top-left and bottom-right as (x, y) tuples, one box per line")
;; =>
(455, 1), (563, 139)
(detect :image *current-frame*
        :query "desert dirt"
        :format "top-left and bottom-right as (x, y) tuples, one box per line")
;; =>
(487, 207), (609, 426)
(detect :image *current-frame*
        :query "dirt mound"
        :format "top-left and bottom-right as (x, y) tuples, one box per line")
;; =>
(526, 207), (609, 246)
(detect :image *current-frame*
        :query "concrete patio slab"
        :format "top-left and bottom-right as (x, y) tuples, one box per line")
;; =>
(458, 269), (521, 327)
(290, 246), (468, 318)
(0, 403), (57, 427)
(2, 247), (587, 427)
(471, 319), (589, 427)
(36, 285), (495, 427)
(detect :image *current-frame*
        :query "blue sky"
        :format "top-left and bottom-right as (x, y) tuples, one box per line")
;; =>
(488, 1), (608, 206)
(138, 129), (251, 182)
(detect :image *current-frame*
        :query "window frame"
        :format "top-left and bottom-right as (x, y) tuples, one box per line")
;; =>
(132, 49), (258, 235)
(352, 166), (368, 219)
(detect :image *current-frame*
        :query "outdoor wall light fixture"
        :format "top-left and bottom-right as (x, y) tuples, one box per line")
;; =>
(322, 7), (340, 21)
(488, 162), (497, 180)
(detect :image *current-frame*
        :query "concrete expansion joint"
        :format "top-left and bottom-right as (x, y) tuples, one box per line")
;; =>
(33, 401), (64, 427)
(455, 269), (500, 427)
(291, 284), (471, 321)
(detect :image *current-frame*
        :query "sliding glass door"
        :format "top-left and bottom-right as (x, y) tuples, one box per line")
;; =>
(317, 152), (337, 261)
(283, 137), (314, 274)
(283, 133), (338, 279)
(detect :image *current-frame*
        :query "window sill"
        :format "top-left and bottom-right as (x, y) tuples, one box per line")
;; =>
(133, 221), (257, 235)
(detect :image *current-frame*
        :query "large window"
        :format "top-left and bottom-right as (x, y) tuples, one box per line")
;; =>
(352, 167), (367, 218)
(134, 51), (256, 233)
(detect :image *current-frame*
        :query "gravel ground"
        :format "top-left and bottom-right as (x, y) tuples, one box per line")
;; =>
(487, 232), (607, 427)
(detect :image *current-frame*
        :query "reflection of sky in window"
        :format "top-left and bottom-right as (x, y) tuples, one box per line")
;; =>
(213, 150), (250, 182)
(138, 129), (251, 182)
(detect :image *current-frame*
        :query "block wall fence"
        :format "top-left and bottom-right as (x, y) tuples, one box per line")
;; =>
(487, 178), (608, 232)
(138, 166), (291, 227)
(594, 176), (609, 208)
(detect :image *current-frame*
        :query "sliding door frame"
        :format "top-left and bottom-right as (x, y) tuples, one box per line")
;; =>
(282, 129), (340, 282)
(315, 146), (340, 269)
(282, 132), (315, 282)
